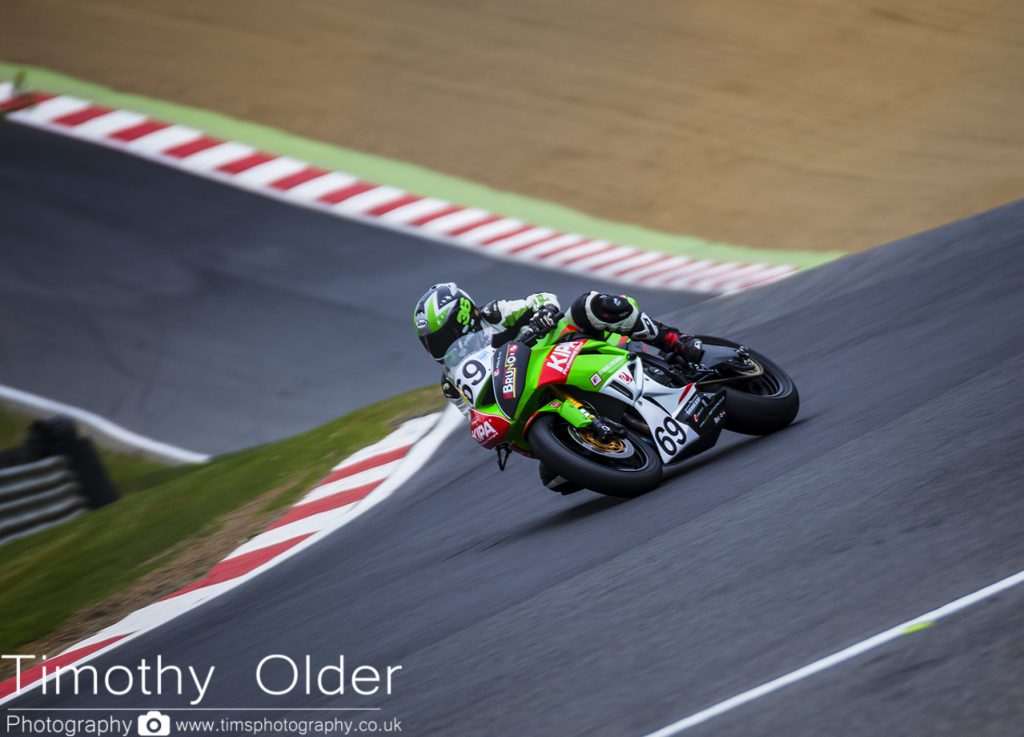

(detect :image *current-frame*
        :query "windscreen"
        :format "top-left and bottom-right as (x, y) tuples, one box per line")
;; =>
(443, 331), (492, 371)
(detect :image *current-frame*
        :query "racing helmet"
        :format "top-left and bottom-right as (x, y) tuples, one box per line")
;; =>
(413, 283), (482, 361)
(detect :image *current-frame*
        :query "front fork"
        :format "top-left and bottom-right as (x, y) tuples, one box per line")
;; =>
(545, 387), (627, 440)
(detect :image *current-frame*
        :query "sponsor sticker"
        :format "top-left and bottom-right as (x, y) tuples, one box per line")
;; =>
(545, 341), (584, 376)
(469, 410), (510, 449)
(616, 370), (633, 384)
(502, 343), (520, 399)
(590, 373), (603, 386)
(538, 340), (587, 386)
(680, 384), (700, 413)
(598, 356), (626, 376)
(472, 420), (498, 443)
(502, 369), (517, 398)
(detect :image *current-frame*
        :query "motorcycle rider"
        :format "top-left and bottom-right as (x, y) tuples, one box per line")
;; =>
(413, 283), (703, 491)
(413, 283), (703, 414)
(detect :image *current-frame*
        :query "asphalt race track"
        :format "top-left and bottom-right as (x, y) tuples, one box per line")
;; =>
(0, 124), (694, 454)
(8, 200), (1023, 735)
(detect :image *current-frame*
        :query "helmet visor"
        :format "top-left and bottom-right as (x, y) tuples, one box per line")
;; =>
(419, 319), (468, 361)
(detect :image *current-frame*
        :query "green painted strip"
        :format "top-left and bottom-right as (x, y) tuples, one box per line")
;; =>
(901, 620), (935, 635)
(1, 62), (844, 269)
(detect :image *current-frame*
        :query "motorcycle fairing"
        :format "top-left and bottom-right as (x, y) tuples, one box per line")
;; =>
(469, 409), (511, 449)
(492, 341), (531, 419)
(525, 397), (593, 435)
(594, 357), (726, 464)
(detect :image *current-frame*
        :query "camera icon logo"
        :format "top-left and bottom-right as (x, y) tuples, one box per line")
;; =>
(137, 710), (172, 736)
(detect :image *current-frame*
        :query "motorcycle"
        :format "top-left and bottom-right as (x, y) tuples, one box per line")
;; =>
(443, 314), (799, 497)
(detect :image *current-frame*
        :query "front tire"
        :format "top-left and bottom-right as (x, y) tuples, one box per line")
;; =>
(528, 414), (662, 497)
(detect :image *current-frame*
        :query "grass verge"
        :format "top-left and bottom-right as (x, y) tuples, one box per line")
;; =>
(0, 386), (443, 656)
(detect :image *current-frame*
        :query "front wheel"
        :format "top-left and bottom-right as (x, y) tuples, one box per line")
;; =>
(528, 414), (662, 497)
(697, 336), (799, 436)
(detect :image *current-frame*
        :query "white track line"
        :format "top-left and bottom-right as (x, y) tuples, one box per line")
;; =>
(0, 383), (209, 464)
(643, 568), (1024, 737)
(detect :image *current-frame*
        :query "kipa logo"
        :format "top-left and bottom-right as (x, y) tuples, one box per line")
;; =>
(545, 341), (584, 376)
(472, 420), (498, 442)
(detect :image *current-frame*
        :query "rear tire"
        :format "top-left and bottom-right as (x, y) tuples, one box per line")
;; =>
(529, 414), (662, 497)
(698, 337), (799, 436)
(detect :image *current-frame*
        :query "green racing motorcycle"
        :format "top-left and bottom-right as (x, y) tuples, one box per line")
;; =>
(443, 314), (799, 497)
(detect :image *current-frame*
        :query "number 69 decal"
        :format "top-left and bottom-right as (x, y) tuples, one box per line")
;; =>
(653, 415), (686, 458)
(456, 359), (487, 402)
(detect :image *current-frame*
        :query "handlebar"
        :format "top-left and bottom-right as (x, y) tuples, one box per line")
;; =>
(517, 307), (565, 346)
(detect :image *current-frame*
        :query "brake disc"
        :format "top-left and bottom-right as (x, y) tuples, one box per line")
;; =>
(568, 427), (636, 458)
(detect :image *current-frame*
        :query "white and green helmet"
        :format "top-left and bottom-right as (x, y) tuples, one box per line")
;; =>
(413, 283), (482, 360)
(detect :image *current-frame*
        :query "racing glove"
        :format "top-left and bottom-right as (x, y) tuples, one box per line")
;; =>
(518, 303), (562, 344)
(528, 303), (561, 334)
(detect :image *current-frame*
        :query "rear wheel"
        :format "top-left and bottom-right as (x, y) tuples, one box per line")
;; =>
(528, 414), (662, 497)
(697, 337), (799, 435)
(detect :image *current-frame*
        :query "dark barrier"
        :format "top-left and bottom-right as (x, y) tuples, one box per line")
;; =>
(0, 415), (119, 545)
